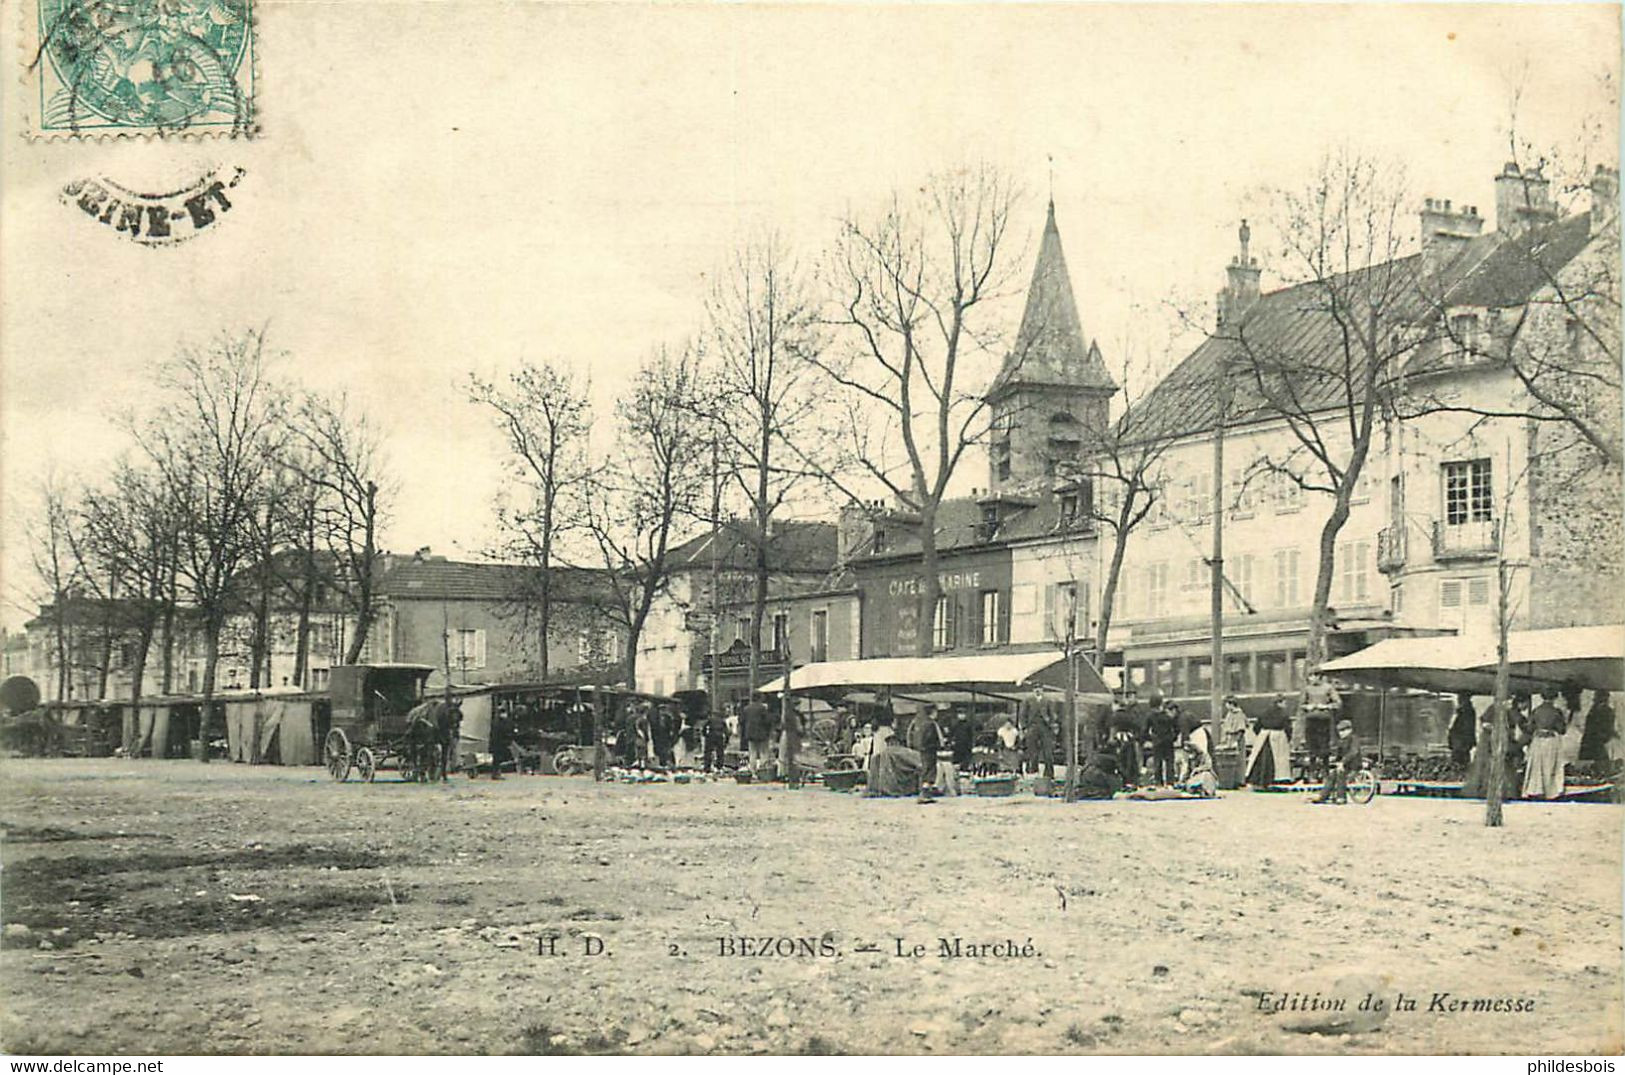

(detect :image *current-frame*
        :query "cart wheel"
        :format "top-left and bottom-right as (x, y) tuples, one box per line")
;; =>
(1349, 768), (1378, 805)
(552, 747), (578, 775)
(355, 747), (377, 784)
(324, 729), (352, 783)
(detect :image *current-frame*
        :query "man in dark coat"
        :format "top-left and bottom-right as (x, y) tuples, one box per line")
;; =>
(1448, 692), (1478, 768)
(950, 711), (977, 771)
(1109, 697), (1143, 788)
(650, 706), (675, 768)
(741, 695), (773, 776)
(703, 706), (730, 772)
(1146, 696), (1178, 786)
(1020, 690), (1056, 781)
(487, 705), (513, 780)
(1579, 691), (1617, 764)
(913, 706), (944, 786)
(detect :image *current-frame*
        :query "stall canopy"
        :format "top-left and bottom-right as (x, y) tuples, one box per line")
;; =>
(760, 650), (1112, 701)
(1467, 625), (1625, 692)
(1322, 625), (1624, 694)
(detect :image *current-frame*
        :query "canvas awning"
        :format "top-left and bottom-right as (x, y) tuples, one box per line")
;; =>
(759, 650), (1112, 701)
(1466, 625), (1625, 692)
(1321, 625), (1623, 694)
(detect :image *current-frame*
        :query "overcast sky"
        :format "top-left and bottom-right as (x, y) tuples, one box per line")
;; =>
(1, 2), (1617, 630)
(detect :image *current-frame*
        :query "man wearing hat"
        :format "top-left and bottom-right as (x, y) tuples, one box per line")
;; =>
(1314, 719), (1361, 804)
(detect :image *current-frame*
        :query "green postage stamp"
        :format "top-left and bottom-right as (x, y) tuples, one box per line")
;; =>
(30, 0), (255, 137)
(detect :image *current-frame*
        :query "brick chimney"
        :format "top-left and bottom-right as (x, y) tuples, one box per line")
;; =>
(1494, 162), (1556, 237)
(1591, 164), (1619, 235)
(1419, 197), (1484, 274)
(1216, 220), (1261, 329)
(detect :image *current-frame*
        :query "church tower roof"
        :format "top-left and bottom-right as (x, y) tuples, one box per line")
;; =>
(988, 201), (1117, 401)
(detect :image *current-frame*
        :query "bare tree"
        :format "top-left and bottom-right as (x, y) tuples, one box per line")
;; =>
(1226, 151), (1427, 669)
(811, 164), (1025, 657)
(24, 475), (86, 701)
(287, 391), (392, 667)
(75, 462), (183, 703)
(704, 235), (826, 693)
(136, 328), (285, 759)
(467, 362), (592, 681)
(584, 345), (711, 694)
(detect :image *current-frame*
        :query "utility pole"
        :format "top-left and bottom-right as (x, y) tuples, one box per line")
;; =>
(708, 438), (722, 725)
(1209, 357), (1229, 755)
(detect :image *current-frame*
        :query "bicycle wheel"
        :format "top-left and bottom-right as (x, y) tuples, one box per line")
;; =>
(1348, 769), (1377, 805)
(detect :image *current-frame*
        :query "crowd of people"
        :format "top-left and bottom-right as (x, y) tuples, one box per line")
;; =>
(1450, 686), (1617, 801)
(483, 679), (1618, 804)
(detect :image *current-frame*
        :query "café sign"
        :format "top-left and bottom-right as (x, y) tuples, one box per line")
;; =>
(886, 570), (983, 598)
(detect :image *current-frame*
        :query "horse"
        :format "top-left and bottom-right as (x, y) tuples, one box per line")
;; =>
(403, 699), (462, 782)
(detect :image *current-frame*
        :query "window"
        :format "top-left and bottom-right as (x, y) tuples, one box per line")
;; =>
(1228, 466), (1257, 515)
(1468, 576), (1492, 607)
(1274, 471), (1304, 512)
(1450, 311), (1482, 355)
(1189, 658), (1213, 693)
(1145, 563), (1169, 617)
(311, 667), (329, 689)
(1231, 553), (1256, 609)
(1257, 652), (1287, 690)
(1391, 583), (1404, 615)
(1225, 654), (1252, 692)
(1153, 658), (1180, 696)
(994, 439), (1012, 483)
(810, 610), (829, 662)
(871, 529), (887, 554)
(1337, 541), (1371, 604)
(1350, 465), (1373, 503)
(1443, 459), (1493, 525)
(980, 590), (1002, 646)
(980, 504), (1000, 540)
(1440, 579), (1463, 611)
(1059, 494), (1079, 522)
(1045, 581), (1086, 641)
(932, 595), (958, 651)
(772, 613), (789, 655)
(735, 617), (750, 643)
(450, 628), (486, 671)
(1182, 557), (1205, 594)
(1272, 549), (1302, 608)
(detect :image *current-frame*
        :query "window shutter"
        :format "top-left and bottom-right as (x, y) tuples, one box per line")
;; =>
(1467, 577), (1491, 606)
(474, 629), (487, 669)
(1043, 584), (1057, 640)
(1440, 580), (1463, 609)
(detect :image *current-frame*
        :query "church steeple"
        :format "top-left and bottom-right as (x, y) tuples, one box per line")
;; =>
(986, 201), (1118, 495)
(988, 200), (1116, 403)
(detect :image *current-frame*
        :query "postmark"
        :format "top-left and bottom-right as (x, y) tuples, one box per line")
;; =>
(28, 0), (256, 138)
(61, 166), (244, 245)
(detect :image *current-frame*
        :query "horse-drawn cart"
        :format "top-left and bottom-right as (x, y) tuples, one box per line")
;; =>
(321, 664), (446, 782)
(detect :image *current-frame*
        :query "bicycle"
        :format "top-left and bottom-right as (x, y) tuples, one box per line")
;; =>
(1345, 760), (1378, 805)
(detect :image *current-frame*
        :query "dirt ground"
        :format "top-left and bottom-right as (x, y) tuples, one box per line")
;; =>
(0, 758), (1619, 1056)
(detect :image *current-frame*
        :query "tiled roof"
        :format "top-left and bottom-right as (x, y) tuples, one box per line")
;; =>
(667, 519), (838, 575)
(1444, 212), (1593, 308)
(988, 202), (1117, 400)
(1131, 213), (1596, 443)
(376, 559), (611, 603)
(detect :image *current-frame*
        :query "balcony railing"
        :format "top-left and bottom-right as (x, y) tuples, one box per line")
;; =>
(1432, 518), (1500, 561)
(1376, 526), (1407, 574)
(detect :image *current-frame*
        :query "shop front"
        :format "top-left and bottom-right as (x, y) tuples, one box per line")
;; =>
(701, 638), (788, 712)
(854, 547), (1014, 659)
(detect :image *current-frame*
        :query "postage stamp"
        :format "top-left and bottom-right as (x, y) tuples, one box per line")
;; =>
(28, 0), (256, 138)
